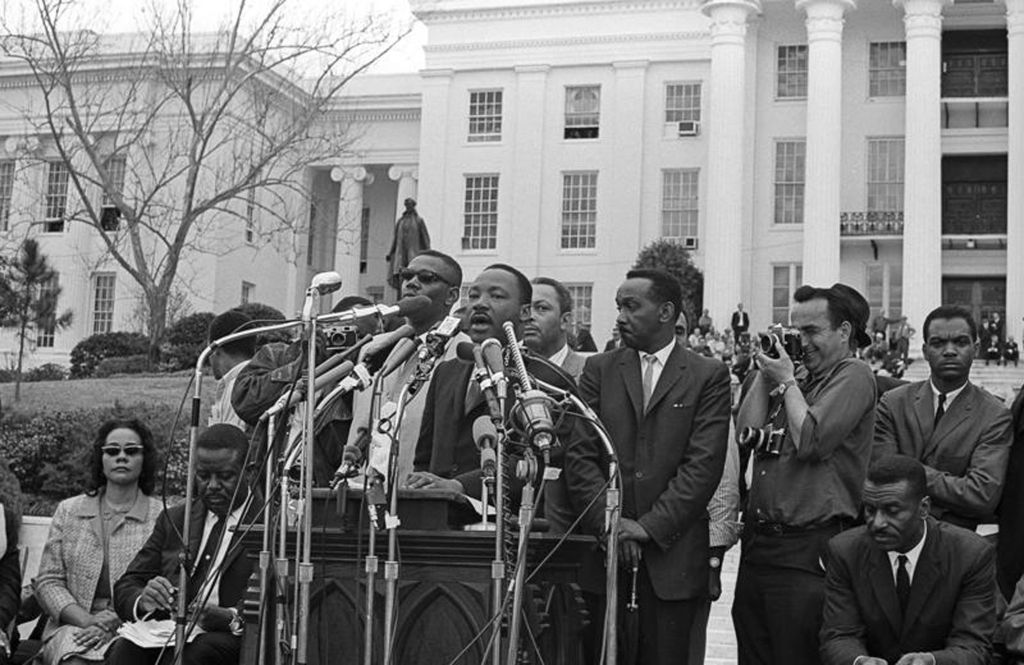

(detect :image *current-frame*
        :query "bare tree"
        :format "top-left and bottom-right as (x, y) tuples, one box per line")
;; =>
(0, 0), (407, 359)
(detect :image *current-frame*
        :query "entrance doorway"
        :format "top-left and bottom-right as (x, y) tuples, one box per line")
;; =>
(941, 277), (1006, 326)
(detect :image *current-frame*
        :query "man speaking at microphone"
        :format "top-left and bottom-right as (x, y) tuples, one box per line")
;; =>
(344, 250), (467, 485)
(232, 296), (384, 486)
(407, 264), (595, 533)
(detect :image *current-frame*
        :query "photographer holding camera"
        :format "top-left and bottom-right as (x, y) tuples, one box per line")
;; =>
(732, 283), (877, 665)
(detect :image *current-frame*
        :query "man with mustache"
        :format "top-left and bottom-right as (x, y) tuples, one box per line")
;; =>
(107, 424), (255, 665)
(574, 268), (731, 664)
(407, 264), (595, 534)
(874, 305), (1011, 534)
(522, 276), (586, 382)
(820, 454), (996, 665)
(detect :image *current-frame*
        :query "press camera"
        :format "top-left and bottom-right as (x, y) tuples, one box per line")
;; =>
(759, 329), (803, 362)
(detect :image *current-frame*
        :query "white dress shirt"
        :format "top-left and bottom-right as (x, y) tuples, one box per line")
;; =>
(929, 380), (967, 419)
(886, 519), (927, 585)
(548, 343), (570, 368)
(637, 339), (676, 392)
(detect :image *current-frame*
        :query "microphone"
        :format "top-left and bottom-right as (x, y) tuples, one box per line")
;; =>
(332, 429), (370, 485)
(380, 337), (421, 377)
(309, 271), (343, 295)
(456, 341), (503, 421)
(418, 315), (462, 363)
(363, 324), (416, 361)
(262, 359), (356, 420)
(472, 415), (497, 478)
(516, 389), (556, 453)
(480, 338), (506, 395)
(318, 295), (431, 326)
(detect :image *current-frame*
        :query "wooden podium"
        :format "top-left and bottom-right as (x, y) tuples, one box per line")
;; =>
(239, 488), (593, 665)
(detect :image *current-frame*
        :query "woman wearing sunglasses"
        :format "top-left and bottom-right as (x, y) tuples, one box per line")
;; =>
(33, 419), (163, 664)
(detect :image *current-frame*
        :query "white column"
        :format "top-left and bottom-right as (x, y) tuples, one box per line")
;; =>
(1006, 0), (1024, 343)
(895, 0), (949, 335)
(330, 165), (373, 299)
(416, 70), (453, 250)
(798, 0), (855, 285)
(511, 64), (549, 273)
(701, 0), (761, 327)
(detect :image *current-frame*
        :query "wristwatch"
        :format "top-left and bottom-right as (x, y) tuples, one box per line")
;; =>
(709, 556), (722, 570)
(228, 608), (245, 637)
(773, 377), (798, 397)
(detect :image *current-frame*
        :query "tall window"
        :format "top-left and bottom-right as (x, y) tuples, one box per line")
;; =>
(866, 263), (903, 320)
(100, 156), (126, 231)
(661, 169), (700, 239)
(771, 264), (803, 325)
(468, 90), (503, 142)
(867, 138), (905, 213)
(665, 83), (702, 123)
(774, 141), (806, 224)
(44, 161), (69, 232)
(869, 42), (907, 97)
(92, 273), (116, 334)
(0, 160), (14, 231)
(561, 172), (598, 249)
(565, 282), (593, 337)
(777, 45), (809, 98)
(241, 281), (254, 305)
(564, 86), (601, 139)
(36, 274), (59, 347)
(462, 175), (499, 250)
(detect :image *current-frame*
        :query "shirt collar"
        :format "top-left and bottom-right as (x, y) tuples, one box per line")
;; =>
(548, 343), (570, 367)
(219, 360), (249, 384)
(640, 339), (676, 366)
(930, 379), (968, 406)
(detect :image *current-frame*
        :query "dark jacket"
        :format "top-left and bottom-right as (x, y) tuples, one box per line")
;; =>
(821, 519), (996, 665)
(575, 343), (731, 600)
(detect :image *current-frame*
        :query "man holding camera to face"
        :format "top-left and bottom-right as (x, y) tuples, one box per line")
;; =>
(733, 283), (877, 665)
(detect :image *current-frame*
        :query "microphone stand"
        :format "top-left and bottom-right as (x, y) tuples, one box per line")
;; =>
(381, 382), (414, 665)
(179, 318), (304, 665)
(362, 369), (388, 665)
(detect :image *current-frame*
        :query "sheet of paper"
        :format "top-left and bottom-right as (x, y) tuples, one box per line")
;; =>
(117, 619), (205, 649)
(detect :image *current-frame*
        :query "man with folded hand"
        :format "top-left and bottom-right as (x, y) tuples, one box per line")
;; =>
(106, 425), (255, 665)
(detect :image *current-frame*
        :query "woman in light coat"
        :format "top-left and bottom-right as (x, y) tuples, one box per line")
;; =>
(34, 419), (163, 664)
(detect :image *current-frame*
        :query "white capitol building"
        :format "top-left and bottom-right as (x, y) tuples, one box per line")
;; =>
(0, 0), (1020, 362)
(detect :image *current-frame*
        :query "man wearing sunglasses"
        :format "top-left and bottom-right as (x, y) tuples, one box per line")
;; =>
(108, 424), (254, 665)
(347, 250), (466, 485)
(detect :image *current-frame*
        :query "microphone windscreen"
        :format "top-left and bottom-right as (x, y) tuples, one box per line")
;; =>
(480, 338), (504, 374)
(395, 295), (432, 318)
(472, 415), (497, 448)
(455, 341), (477, 363)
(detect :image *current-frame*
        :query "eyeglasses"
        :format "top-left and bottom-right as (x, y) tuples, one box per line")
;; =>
(399, 269), (450, 286)
(101, 445), (144, 457)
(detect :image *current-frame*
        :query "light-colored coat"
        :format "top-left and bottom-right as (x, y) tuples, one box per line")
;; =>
(34, 492), (162, 635)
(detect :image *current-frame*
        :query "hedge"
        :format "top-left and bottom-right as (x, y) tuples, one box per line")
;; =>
(0, 401), (191, 515)
(95, 354), (150, 378)
(162, 312), (216, 372)
(70, 332), (150, 378)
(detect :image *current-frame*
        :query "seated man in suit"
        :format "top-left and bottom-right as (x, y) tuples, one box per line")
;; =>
(523, 276), (585, 382)
(407, 263), (597, 534)
(821, 454), (996, 665)
(874, 305), (1012, 530)
(107, 424), (255, 665)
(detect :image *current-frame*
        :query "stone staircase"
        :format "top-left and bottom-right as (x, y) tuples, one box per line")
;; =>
(900, 358), (1024, 405)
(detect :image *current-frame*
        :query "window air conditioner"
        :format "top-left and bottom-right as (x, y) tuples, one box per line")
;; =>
(677, 121), (700, 137)
(683, 236), (699, 250)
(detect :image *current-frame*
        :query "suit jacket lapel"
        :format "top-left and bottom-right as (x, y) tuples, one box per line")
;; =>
(900, 523), (942, 639)
(867, 545), (903, 635)
(913, 382), (935, 449)
(618, 350), (644, 423)
(646, 343), (686, 414)
(926, 383), (975, 457)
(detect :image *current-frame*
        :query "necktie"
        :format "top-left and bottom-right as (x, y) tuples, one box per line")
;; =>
(934, 393), (946, 429)
(189, 515), (225, 602)
(642, 354), (657, 412)
(896, 554), (911, 615)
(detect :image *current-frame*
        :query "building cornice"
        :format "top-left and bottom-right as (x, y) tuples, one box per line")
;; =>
(335, 109), (422, 123)
(424, 30), (709, 54)
(413, 0), (703, 23)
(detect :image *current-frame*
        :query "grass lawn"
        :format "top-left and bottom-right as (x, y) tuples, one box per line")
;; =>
(0, 373), (202, 415)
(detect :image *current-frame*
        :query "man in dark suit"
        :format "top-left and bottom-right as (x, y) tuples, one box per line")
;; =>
(107, 424), (255, 665)
(408, 264), (592, 533)
(575, 268), (731, 664)
(821, 455), (996, 665)
(523, 276), (586, 382)
(874, 305), (1012, 531)
(734, 283), (877, 665)
(731, 303), (749, 344)
(998, 384), (1024, 598)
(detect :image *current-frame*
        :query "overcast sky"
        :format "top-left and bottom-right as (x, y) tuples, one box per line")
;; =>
(2, 0), (427, 73)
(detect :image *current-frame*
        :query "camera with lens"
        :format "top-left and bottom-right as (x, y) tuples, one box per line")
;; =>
(738, 425), (787, 457)
(759, 329), (803, 362)
(323, 323), (358, 352)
